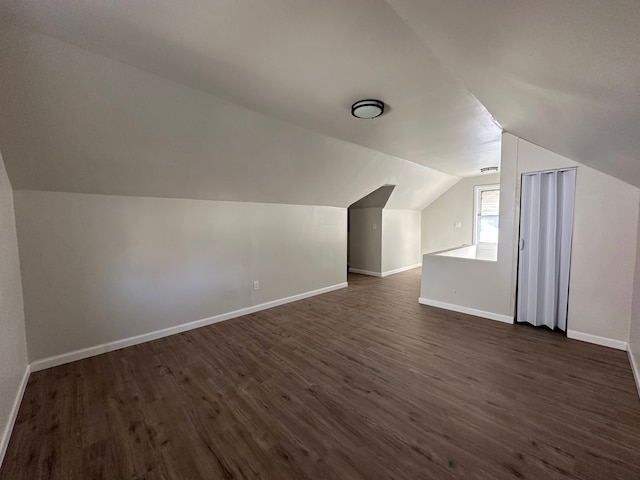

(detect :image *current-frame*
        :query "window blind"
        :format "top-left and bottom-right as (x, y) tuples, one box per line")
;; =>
(480, 190), (500, 216)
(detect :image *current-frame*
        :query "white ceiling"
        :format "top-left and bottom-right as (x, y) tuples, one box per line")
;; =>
(0, 0), (501, 178)
(387, 0), (640, 186)
(0, 0), (637, 205)
(0, 25), (459, 209)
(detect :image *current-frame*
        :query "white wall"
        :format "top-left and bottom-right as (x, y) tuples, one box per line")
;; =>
(421, 133), (640, 347)
(0, 152), (28, 466)
(14, 190), (346, 363)
(349, 208), (382, 274)
(629, 202), (640, 395)
(420, 134), (518, 319)
(421, 173), (499, 253)
(382, 209), (421, 273)
(515, 139), (639, 345)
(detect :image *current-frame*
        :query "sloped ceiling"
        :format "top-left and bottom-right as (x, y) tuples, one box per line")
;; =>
(386, 0), (640, 187)
(0, 0), (502, 176)
(0, 0), (501, 209)
(350, 186), (396, 209)
(0, 25), (459, 209)
(1, 1), (636, 207)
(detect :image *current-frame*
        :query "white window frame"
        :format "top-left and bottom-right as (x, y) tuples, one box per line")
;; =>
(473, 184), (500, 245)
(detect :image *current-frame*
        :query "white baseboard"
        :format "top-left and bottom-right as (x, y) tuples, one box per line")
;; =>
(349, 264), (422, 278)
(381, 263), (422, 277)
(418, 297), (513, 324)
(628, 347), (640, 399)
(0, 365), (30, 469)
(348, 268), (381, 277)
(30, 282), (348, 372)
(566, 330), (628, 351)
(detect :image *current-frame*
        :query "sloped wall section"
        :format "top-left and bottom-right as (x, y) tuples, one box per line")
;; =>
(0, 24), (458, 210)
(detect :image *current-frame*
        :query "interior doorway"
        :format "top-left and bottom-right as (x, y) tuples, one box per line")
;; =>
(347, 185), (395, 276)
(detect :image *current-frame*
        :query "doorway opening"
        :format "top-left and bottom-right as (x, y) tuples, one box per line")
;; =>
(347, 185), (395, 276)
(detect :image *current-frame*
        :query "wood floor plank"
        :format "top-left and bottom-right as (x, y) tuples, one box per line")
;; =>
(2, 268), (639, 479)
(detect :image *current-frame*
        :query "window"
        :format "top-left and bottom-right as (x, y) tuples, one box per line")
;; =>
(474, 185), (500, 244)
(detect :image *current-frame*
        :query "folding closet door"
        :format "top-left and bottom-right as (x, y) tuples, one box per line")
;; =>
(517, 168), (576, 331)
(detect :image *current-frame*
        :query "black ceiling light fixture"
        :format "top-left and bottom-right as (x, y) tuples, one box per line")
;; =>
(351, 99), (385, 119)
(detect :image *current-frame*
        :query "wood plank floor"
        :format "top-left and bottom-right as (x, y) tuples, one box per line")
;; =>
(2, 268), (639, 479)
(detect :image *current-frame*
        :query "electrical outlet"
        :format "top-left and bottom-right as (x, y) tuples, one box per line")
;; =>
(372, 223), (377, 230)
(253, 280), (260, 291)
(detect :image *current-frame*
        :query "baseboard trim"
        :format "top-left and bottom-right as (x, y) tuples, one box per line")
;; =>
(349, 264), (422, 278)
(418, 297), (513, 324)
(0, 365), (30, 468)
(566, 330), (628, 351)
(628, 347), (640, 399)
(30, 282), (348, 372)
(381, 263), (422, 278)
(348, 268), (381, 277)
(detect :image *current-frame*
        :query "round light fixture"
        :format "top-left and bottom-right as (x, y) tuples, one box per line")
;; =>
(351, 99), (384, 119)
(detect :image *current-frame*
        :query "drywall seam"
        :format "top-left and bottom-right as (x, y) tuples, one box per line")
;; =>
(418, 297), (514, 324)
(566, 330), (628, 351)
(0, 365), (30, 468)
(30, 282), (348, 372)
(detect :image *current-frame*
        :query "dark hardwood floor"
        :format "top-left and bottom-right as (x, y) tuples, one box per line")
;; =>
(2, 268), (639, 479)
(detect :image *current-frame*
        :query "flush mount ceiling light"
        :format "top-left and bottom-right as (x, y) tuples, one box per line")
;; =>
(480, 166), (499, 173)
(351, 99), (385, 119)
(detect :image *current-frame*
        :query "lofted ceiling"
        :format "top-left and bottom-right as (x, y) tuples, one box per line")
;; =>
(0, 0), (501, 178)
(0, 24), (459, 209)
(387, 0), (640, 187)
(0, 0), (637, 206)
